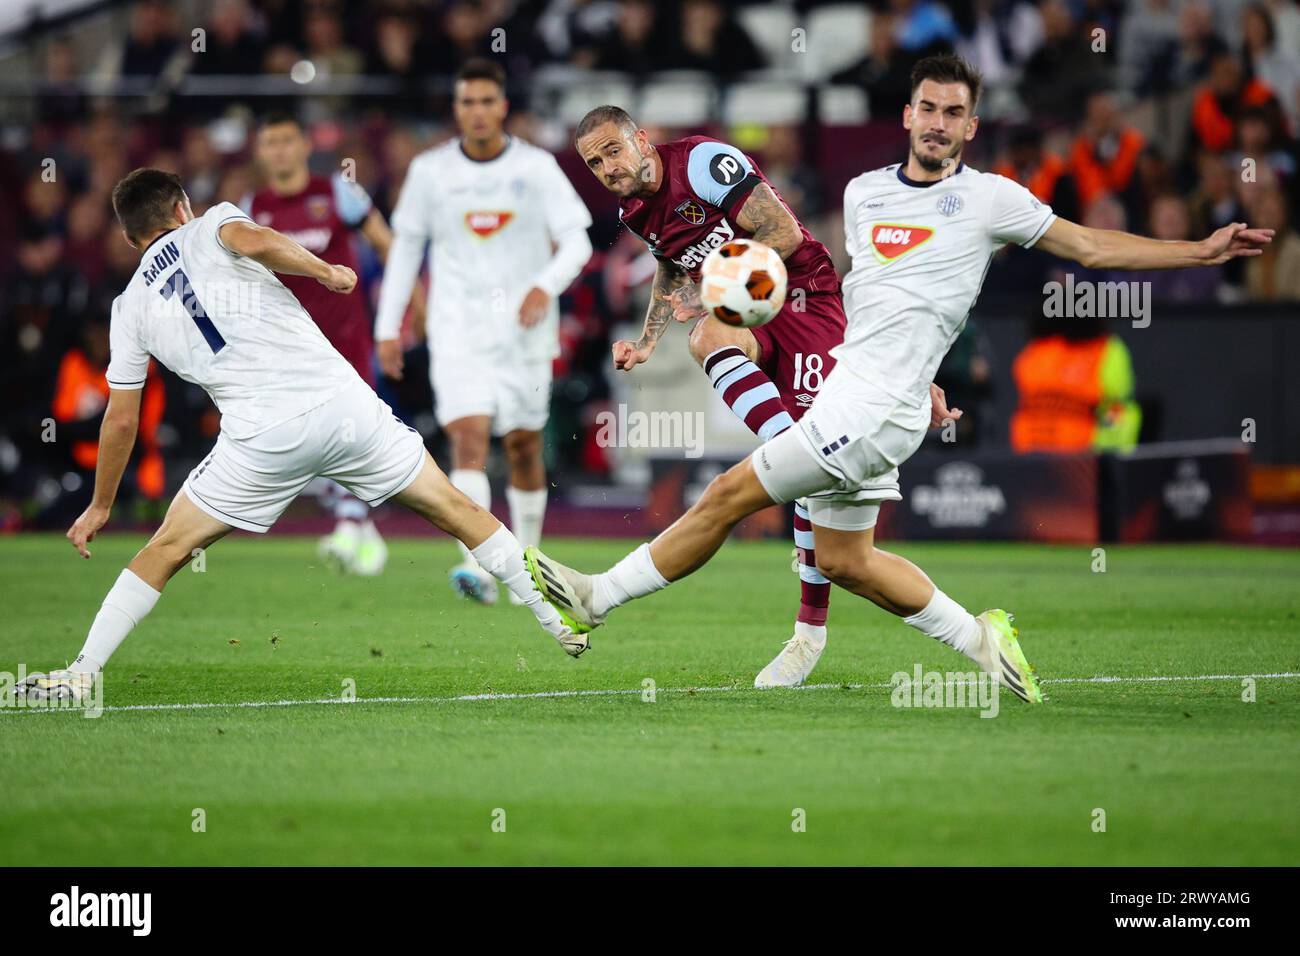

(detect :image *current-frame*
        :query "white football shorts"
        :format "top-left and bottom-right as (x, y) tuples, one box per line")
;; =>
(432, 347), (552, 436)
(751, 366), (926, 531)
(183, 379), (426, 533)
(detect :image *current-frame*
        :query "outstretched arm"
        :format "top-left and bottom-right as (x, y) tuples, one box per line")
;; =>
(735, 182), (804, 259)
(67, 388), (142, 558)
(218, 220), (357, 292)
(612, 260), (695, 371)
(1036, 218), (1274, 270)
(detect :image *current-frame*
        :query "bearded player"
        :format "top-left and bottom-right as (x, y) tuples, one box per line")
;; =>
(532, 55), (1272, 701)
(249, 112), (422, 576)
(574, 105), (937, 688)
(375, 60), (593, 606)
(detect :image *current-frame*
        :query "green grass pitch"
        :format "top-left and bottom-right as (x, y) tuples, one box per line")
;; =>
(1, 533), (1297, 865)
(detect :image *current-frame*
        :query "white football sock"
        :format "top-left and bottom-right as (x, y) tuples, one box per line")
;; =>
(69, 569), (161, 673)
(450, 468), (492, 565)
(903, 588), (980, 658)
(505, 485), (547, 549)
(470, 524), (565, 635)
(592, 543), (669, 618)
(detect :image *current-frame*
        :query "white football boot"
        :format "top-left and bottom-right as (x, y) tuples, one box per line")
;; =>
(523, 547), (604, 634)
(318, 519), (362, 573)
(15, 669), (95, 703)
(754, 622), (827, 688)
(449, 562), (499, 605)
(971, 609), (1044, 704)
(351, 521), (388, 577)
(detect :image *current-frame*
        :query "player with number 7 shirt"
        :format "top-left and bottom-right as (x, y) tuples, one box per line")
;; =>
(573, 105), (954, 689)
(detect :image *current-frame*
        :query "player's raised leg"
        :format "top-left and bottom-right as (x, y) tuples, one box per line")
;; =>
(527, 419), (1042, 701)
(526, 453), (777, 635)
(392, 451), (585, 657)
(442, 414), (499, 605)
(18, 490), (232, 701)
(810, 522), (1042, 703)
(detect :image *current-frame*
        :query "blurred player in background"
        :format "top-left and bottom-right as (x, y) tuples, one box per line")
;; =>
(249, 112), (422, 576)
(531, 55), (1273, 700)
(18, 168), (582, 703)
(375, 59), (593, 605)
(574, 105), (913, 688)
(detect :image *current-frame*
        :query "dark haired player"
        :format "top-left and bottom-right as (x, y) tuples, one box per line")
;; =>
(573, 106), (944, 687)
(534, 56), (1272, 702)
(249, 112), (422, 576)
(18, 168), (582, 703)
(376, 59), (593, 606)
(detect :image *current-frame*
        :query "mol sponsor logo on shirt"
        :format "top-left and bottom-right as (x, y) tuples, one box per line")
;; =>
(869, 223), (934, 263)
(465, 210), (514, 238)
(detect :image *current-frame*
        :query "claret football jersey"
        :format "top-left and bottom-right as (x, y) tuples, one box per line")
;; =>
(617, 136), (840, 297)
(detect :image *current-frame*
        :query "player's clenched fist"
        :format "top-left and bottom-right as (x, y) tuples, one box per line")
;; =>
(518, 286), (551, 328)
(612, 339), (655, 371)
(318, 264), (357, 293)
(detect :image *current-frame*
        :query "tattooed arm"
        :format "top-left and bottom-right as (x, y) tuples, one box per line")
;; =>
(612, 259), (698, 371)
(735, 182), (803, 259)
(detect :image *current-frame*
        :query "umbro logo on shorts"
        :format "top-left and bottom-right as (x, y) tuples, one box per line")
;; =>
(821, 435), (850, 456)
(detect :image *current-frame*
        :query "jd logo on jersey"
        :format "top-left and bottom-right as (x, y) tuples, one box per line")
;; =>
(465, 211), (513, 237)
(870, 224), (934, 263)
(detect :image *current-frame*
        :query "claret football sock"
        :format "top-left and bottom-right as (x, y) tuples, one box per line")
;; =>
(450, 468), (492, 565)
(703, 346), (794, 442)
(793, 501), (831, 628)
(470, 525), (564, 633)
(903, 587), (981, 658)
(68, 569), (161, 674)
(592, 543), (669, 619)
(506, 485), (547, 549)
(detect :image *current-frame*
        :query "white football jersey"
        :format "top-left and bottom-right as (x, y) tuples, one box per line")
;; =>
(388, 136), (592, 360)
(106, 201), (361, 440)
(838, 163), (1056, 403)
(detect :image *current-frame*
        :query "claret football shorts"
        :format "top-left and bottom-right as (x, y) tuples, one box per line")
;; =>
(182, 379), (427, 533)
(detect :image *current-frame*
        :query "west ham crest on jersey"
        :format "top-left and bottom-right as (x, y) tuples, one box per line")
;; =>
(870, 224), (935, 263)
(464, 211), (513, 237)
(307, 195), (331, 222)
(675, 199), (706, 225)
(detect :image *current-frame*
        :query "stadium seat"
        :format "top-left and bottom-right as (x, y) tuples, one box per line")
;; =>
(557, 75), (638, 128)
(723, 81), (808, 126)
(638, 73), (717, 128)
(819, 85), (870, 125)
(737, 4), (799, 72)
(800, 4), (872, 83)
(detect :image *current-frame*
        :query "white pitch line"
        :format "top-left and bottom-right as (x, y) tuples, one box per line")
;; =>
(3, 672), (1297, 716)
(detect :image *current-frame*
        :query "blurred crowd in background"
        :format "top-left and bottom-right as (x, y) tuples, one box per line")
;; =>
(1, 0), (1299, 528)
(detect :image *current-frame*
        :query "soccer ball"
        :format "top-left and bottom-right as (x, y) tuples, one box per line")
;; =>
(698, 238), (787, 328)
